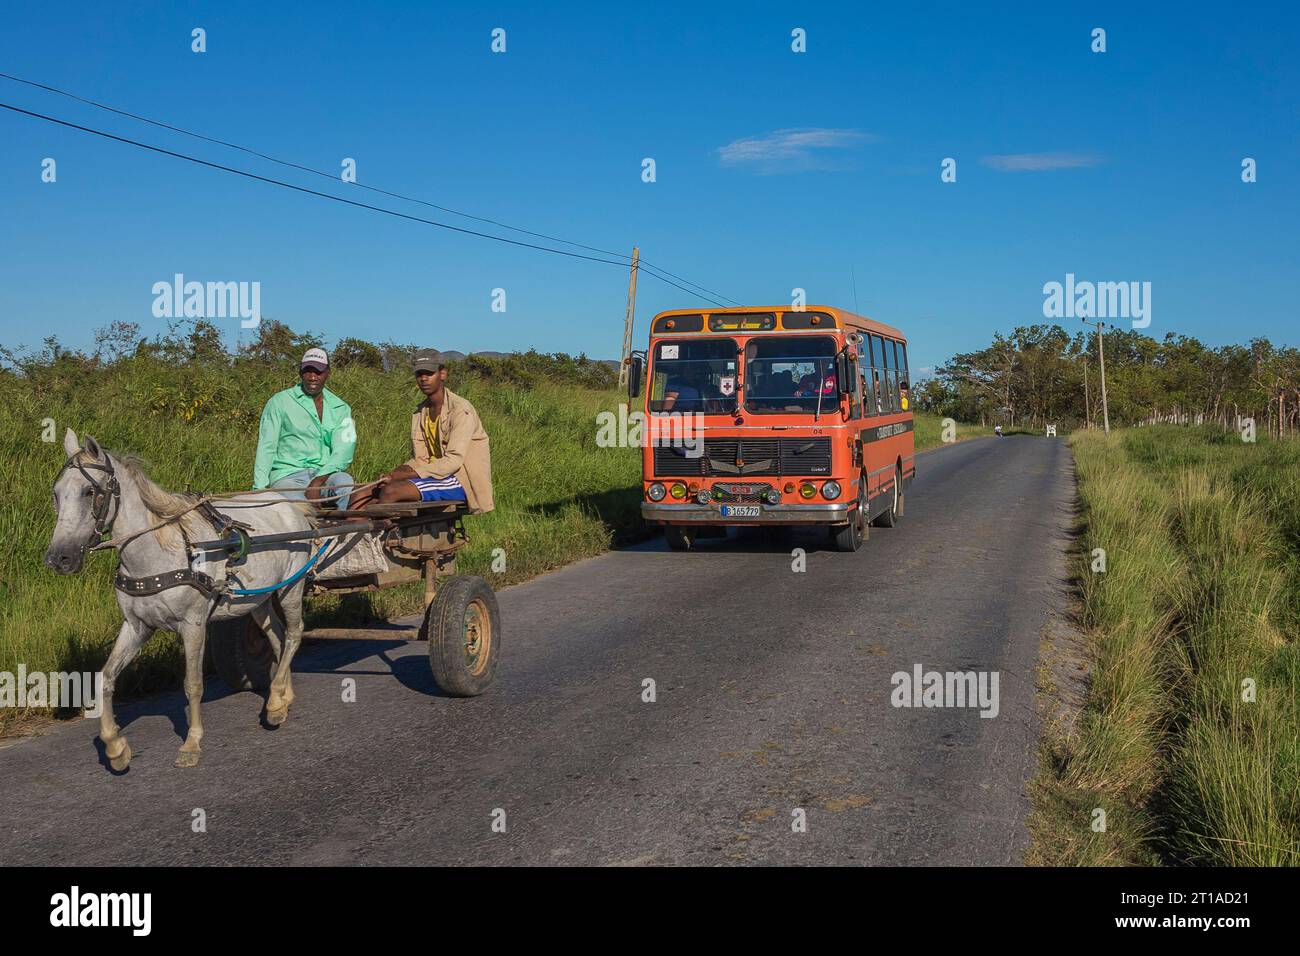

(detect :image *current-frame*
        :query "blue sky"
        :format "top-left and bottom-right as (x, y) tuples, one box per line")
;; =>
(1, 1), (1296, 376)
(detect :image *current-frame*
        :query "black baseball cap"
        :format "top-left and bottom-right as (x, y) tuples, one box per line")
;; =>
(411, 351), (444, 373)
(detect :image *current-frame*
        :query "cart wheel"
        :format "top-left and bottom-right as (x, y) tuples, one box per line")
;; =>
(207, 610), (277, 692)
(420, 575), (499, 697)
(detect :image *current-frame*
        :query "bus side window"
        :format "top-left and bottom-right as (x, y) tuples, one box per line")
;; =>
(876, 338), (888, 412)
(884, 339), (900, 412)
(869, 335), (885, 414)
(899, 342), (911, 410)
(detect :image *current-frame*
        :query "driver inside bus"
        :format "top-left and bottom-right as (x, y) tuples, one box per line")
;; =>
(663, 365), (708, 412)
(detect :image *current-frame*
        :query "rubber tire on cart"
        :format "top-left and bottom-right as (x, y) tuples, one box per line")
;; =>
(664, 525), (698, 551)
(873, 466), (904, 528)
(207, 596), (282, 692)
(420, 575), (500, 697)
(831, 482), (868, 553)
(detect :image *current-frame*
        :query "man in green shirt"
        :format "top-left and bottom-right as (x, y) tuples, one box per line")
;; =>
(253, 347), (358, 509)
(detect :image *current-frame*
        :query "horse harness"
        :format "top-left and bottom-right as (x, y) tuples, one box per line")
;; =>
(117, 495), (258, 600)
(62, 453), (249, 601)
(59, 453), (121, 554)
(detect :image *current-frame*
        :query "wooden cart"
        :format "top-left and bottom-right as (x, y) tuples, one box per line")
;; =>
(206, 500), (499, 698)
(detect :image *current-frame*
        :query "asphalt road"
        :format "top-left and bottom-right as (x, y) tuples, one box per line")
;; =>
(0, 435), (1075, 866)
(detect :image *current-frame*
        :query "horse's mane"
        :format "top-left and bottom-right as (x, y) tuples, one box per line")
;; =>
(78, 449), (315, 548)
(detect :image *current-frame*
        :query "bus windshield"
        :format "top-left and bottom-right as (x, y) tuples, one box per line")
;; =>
(744, 336), (838, 413)
(649, 338), (738, 414)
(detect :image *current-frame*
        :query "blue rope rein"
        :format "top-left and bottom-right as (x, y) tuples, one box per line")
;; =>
(224, 541), (331, 596)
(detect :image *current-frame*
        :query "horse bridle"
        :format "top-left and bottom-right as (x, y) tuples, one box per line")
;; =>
(58, 453), (121, 551)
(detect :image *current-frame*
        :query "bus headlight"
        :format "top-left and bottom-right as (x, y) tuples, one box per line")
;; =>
(764, 488), (781, 504)
(669, 482), (687, 500)
(696, 488), (712, 504)
(647, 482), (666, 502)
(799, 482), (817, 499)
(822, 481), (842, 500)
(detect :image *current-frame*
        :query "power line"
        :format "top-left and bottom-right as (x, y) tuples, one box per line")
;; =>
(0, 70), (740, 306)
(0, 100), (729, 306)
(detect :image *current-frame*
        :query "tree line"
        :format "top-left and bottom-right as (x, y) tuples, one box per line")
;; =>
(915, 324), (1300, 437)
(0, 319), (617, 393)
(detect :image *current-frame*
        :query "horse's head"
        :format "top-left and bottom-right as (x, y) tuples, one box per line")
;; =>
(45, 429), (120, 575)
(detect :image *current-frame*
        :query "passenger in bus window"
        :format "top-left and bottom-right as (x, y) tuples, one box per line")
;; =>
(899, 379), (910, 410)
(796, 366), (836, 398)
(872, 370), (884, 414)
(765, 368), (797, 409)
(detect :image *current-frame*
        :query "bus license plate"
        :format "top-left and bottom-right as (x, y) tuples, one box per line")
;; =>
(721, 505), (761, 518)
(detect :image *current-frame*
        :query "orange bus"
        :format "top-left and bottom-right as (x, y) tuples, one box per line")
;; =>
(628, 305), (915, 551)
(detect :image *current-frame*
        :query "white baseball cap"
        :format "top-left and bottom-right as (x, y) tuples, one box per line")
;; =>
(300, 347), (329, 371)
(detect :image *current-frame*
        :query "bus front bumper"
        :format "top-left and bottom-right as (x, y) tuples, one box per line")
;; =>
(641, 502), (854, 525)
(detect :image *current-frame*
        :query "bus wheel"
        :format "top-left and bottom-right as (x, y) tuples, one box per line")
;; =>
(664, 525), (697, 551)
(874, 467), (903, 528)
(831, 485), (867, 552)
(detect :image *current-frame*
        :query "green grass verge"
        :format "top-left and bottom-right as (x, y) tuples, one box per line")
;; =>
(1029, 426), (1300, 865)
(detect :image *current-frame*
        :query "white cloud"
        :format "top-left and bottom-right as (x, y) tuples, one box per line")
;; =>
(716, 128), (876, 173)
(979, 152), (1102, 172)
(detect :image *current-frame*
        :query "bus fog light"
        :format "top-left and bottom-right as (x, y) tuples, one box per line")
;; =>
(669, 482), (687, 500)
(647, 482), (666, 502)
(822, 481), (841, 500)
(799, 482), (817, 499)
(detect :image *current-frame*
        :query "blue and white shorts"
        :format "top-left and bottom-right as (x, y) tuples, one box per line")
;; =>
(409, 475), (467, 502)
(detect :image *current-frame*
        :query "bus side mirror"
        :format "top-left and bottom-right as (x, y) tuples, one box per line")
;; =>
(627, 355), (643, 400)
(835, 351), (851, 394)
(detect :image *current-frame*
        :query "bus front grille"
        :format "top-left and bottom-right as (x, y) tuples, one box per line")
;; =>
(654, 437), (831, 477)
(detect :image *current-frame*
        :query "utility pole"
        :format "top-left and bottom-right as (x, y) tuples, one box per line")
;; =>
(618, 246), (640, 388)
(1082, 356), (1091, 428)
(1083, 319), (1112, 434)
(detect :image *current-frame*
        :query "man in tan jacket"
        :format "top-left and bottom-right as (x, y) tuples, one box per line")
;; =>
(349, 352), (494, 513)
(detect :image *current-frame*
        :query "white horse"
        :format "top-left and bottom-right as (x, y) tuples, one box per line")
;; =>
(44, 429), (317, 771)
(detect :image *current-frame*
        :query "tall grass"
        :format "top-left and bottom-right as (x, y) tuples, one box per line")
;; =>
(1030, 426), (1299, 865)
